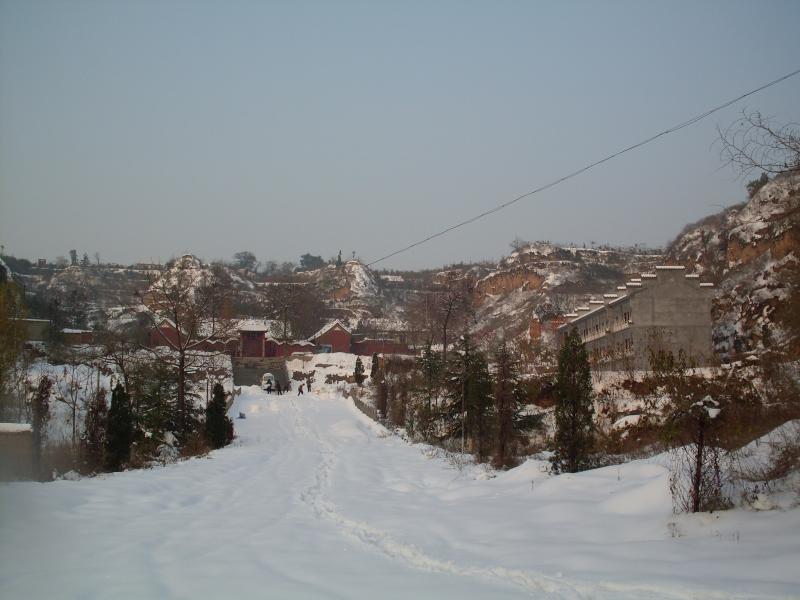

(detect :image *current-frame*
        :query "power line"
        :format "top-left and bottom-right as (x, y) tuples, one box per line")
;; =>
(366, 67), (800, 267)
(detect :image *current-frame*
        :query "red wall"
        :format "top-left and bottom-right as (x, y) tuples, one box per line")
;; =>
(316, 326), (351, 353)
(148, 325), (180, 348)
(240, 332), (264, 357)
(265, 339), (315, 357)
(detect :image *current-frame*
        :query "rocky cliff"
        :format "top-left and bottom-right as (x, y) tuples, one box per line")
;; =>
(667, 171), (800, 355)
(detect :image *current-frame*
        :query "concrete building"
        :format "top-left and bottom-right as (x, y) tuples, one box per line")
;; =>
(556, 266), (714, 370)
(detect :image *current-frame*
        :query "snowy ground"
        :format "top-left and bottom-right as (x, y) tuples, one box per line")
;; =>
(1, 388), (798, 599)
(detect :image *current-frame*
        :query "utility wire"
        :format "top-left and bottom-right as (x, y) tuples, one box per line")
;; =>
(366, 67), (800, 267)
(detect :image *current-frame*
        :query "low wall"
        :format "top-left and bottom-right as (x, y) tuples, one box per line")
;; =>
(0, 425), (34, 481)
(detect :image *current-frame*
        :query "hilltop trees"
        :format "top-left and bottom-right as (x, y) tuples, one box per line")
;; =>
(233, 251), (257, 272)
(551, 329), (594, 473)
(299, 253), (325, 271)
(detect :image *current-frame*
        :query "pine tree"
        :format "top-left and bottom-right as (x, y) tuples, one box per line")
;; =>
(370, 353), (379, 379)
(551, 329), (594, 473)
(492, 343), (542, 469)
(31, 376), (52, 479)
(412, 342), (442, 440)
(444, 333), (493, 457)
(82, 388), (107, 472)
(106, 383), (133, 471)
(416, 342), (442, 411)
(354, 357), (366, 385)
(205, 383), (233, 449)
(136, 361), (179, 434)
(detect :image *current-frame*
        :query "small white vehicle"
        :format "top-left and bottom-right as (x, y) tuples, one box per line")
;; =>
(261, 373), (275, 392)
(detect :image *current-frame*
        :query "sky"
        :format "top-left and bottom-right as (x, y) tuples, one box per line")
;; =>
(1, 0), (799, 270)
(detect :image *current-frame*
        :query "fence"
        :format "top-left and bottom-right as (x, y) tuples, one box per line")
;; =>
(351, 396), (380, 422)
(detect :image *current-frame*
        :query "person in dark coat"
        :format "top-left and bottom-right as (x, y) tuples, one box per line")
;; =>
(298, 383), (304, 395)
(276, 381), (283, 395)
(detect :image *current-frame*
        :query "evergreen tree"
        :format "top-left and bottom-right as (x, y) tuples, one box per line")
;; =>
(106, 383), (133, 470)
(82, 388), (107, 472)
(354, 357), (366, 385)
(370, 353), (379, 379)
(205, 383), (233, 449)
(492, 343), (542, 469)
(444, 333), (493, 457)
(411, 342), (442, 441)
(135, 361), (179, 434)
(416, 342), (442, 411)
(31, 376), (52, 479)
(551, 329), (594, 473)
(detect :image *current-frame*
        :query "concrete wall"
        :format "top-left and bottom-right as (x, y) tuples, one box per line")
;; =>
(0, 429), (34, 481)
(559, 267), (714, 370)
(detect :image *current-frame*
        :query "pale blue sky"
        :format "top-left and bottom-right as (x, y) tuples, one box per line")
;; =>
(1, 0), (799, 269)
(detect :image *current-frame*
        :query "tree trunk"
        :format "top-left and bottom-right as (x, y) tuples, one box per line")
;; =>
(178, 353), (186, 436)
(692, 420), (705, 513)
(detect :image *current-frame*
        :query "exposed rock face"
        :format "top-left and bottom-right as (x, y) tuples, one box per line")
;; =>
(467, 242), (662, 346)
(667, 171), (800, 355)
(475, 271), (545, 301)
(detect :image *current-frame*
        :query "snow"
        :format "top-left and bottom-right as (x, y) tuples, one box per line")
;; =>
(1, 388), (798, 598)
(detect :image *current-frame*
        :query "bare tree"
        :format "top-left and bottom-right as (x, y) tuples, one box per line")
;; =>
(137, 260), (236, 437)
(54, 351), (96, 447)
(718, 110), (800, 177)
(435, 276), (474, 365)
(260, 282), (325, 340)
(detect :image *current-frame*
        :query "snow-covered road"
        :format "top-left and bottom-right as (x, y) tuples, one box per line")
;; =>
(1, 387), (798, 599)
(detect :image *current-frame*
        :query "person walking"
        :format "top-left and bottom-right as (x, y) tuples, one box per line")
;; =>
(297, 383), (304, 395)
(276, 381), (283, 395)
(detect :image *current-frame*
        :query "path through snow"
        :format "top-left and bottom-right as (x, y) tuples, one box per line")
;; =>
(1, 387), (798, 599)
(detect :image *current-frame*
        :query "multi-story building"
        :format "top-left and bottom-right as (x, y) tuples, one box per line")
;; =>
(556, 265), (714, 370)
